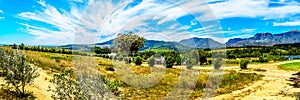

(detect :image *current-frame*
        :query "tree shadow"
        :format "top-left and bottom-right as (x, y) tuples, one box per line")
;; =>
(288, 72), (300, 88)
(0, 88), (36, 100)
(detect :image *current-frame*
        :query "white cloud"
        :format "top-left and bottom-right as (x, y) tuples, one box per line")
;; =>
(227, 34), (253, 39)
(241, 28), (257, 33)
(19, 0), (300, 45)
(0, 10), (4, 20)
(192, 25), (216, 32)
(207, 0), (300, 20)
(17, 0), (222, 45)
(17, 0), (134, 45)
(273, 21), (300, 26)
(72, 0), (84, 3)
(37, 0), (46, 7)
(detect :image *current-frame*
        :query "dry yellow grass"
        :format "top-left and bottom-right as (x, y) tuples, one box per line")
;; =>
(0, 46), (264, 99)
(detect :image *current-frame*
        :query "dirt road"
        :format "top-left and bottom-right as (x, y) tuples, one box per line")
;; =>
(26, 67), (53, 100)
(214, 60), (300, 100)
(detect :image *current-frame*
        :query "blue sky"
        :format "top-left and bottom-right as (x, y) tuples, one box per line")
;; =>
(0, 0), (300, 45)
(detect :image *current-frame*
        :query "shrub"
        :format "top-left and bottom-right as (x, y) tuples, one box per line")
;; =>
(213, 58), (224, 69)
(76, 74), (109, 99)
(148, 56), (155, 67)
(49, 70), (86, 100)
(186, 57), (196, 69)
(208, 60), (212, 65)
(100, 54), (104, 58)
(105, 80), (120, 93)
(240, 59), (250, 69)
(12, 44), (18, 49)
(165, 55), (176, 68)
(105, 55), (109, 59)
(134, 56), (143, 65)
(113, 56), (118, 60)
(124, 57), (130, 64)
(117, 55), (123, 61)
(1, 50), (39, 97)
(175, 55), (181, 65)
(259, 56), (268, 63)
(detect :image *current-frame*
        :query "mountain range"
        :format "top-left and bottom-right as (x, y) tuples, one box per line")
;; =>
(93, 37), (224, 50)
(226, 30), (300, 47)
(60, 30), (300, 50)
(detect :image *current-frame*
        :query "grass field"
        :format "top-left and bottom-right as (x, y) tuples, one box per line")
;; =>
(0, 46), (264, 99)
(97, 60), (263, 99)
(279, 62), (300, 71)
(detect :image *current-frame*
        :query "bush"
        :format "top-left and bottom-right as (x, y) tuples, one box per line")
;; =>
(259, 56), (268, 63)
(104, 55), (108, 58)
(113, 56), (118, 60)
(213, 58), (224, 69)
(226, 60), (240, 65)
(49, 70), (86, 100)
(134, 56), (143, 65)
(186, 57), (196, 69)
(105, 80), (120, 93)
(165, 55), (176, 68)
(148, 56), (155, 67)
(117, 55), (123, 61)
(76, 74), (109, 99)
(0, 50), (39, 97)
(240, 59), (250, 69)
(124, 57), (131, 64)
(208, 60), (212, 65)
(175, 55), (182, 65)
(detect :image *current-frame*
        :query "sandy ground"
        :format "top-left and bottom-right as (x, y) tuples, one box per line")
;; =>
(213, 60), (300, 100)
(26, 67), (53, 100)
(137, 61), (300, 100)
(0, 66), (53, 100)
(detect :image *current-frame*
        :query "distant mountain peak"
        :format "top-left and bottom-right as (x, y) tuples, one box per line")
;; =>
(226, 30), (300, 47)
(288, 30), (299, 33)
(226, 38), (244, 46)
(254, 32), (273, 37)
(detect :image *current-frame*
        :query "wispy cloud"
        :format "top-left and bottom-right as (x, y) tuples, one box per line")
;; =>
(241, 28), (257, 33)
(16, 0), (222, 44)
(0, 9), (4, 20)
(208, 0), (300, 20)
(37, 0), (46, 7)
(71, 0), (84, 3)
(17, 0), (134, 44)
(15, 0), (300, 45)
(273, 21), (300, 26)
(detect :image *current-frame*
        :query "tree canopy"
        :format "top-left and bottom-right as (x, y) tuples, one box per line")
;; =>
(113, 32), (145, 55)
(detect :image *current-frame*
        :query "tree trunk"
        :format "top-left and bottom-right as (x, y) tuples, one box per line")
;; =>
(22, 84), (25, 96)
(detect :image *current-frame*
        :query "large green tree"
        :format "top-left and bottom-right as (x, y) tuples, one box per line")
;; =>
(93, 46), (111, 54)
(113, 32), (145, 55)
(198, 49), (208, 65)
(19, 43), (25, 50)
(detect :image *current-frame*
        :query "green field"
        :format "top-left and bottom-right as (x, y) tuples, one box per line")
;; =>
(279, 62), (300, 71)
